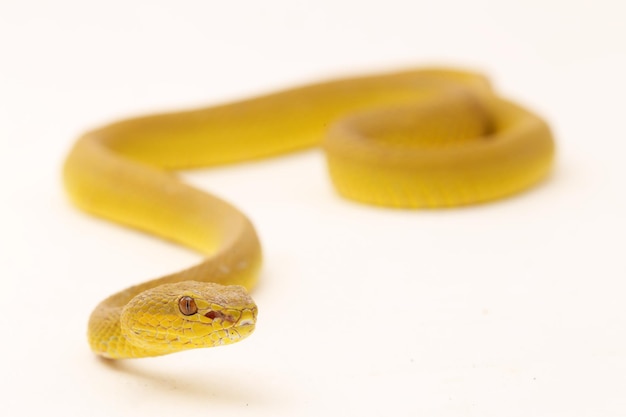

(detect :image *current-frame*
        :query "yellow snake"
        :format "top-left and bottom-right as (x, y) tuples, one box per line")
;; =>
(63, 68), (554, 359)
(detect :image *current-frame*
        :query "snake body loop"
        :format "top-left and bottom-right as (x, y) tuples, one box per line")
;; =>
(63, 68), (554, 359)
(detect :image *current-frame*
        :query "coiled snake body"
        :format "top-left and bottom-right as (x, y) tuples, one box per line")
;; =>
(63, 68), (554, 359)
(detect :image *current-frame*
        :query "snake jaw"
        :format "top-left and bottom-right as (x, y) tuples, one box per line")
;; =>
(192, 304), (257, 347)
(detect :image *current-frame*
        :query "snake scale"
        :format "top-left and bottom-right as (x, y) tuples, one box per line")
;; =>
(63, 68), (554, 359)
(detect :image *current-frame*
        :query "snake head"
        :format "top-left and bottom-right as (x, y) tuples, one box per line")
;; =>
(120, 281), (257, 356)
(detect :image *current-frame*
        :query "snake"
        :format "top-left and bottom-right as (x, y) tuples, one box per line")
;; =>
(63, 67), (554, 359)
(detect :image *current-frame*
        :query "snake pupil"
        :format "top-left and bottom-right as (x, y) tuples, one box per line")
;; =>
(179, 296), (198, 316)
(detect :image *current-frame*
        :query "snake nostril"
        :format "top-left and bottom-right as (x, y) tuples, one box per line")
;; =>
(238, 318), (254, 326)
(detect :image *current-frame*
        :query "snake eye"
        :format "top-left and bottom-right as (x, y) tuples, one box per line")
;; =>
(179, 296), (198, 316)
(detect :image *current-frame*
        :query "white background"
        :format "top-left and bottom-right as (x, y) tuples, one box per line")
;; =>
(2, 0), (626, 415)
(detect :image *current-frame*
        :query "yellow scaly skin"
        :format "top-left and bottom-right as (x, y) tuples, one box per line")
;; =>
(63, 68), (554, 359)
